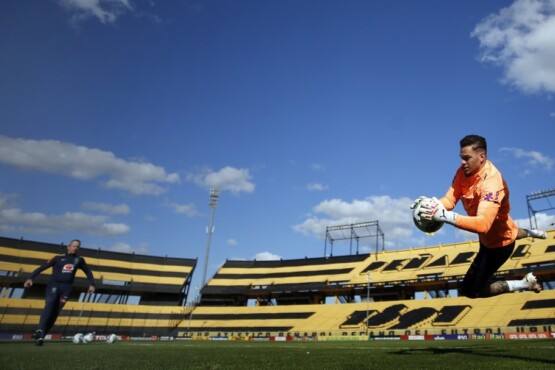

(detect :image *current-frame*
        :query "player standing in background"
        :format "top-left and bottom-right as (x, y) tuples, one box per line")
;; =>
(24, 239), (96, 346)
(416, 134), (545, 299)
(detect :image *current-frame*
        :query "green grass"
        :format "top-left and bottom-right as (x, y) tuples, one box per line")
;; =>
(1, 339), (554, 370)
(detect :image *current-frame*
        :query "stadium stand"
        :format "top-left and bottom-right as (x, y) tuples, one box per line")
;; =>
(431, 305), (471, 326)
(0, 297), (192, 337)
(180, 289), (555, 338)
(366, 304), (407, 328)
(200, 254), (369, 306)
(0, 236), (196, 336)
(1, 231), (554, 339)
(340, 310), (377, 329)
(182, 230), (555, 338)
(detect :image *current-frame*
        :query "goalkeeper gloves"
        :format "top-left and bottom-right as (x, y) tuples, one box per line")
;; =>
(410, 196), (429, 210)
(420, 197), (457, 225)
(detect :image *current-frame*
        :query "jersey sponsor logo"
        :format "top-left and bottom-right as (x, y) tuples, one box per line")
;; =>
(62, 264), (75, 273)
(483, 191), (500, 202)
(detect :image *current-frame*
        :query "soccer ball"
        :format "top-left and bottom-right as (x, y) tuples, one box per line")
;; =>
(72, 333), (84, 344)
(82, 333), (94, 344)
(106, 334), (117, 344)
(412, 198), (443, 233)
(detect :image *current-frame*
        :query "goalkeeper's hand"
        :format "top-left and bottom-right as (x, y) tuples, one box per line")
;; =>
(410, 196), (429, 210)
(419, 197), (457, 225)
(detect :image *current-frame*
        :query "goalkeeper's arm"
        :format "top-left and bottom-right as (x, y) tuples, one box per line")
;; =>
(451, 202), (498, 234)
(439, 187), (458, 211)
(422, 197), (499, 233)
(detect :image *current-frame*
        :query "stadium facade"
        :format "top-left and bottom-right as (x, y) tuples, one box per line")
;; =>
(1, 232), (554, 341)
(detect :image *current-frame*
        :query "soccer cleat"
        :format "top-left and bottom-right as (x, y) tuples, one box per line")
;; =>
(31, 330), (43, 340)
(32, 330), (44, 346)
(522, 272), (542, 293)
(527, 229), (547, 239)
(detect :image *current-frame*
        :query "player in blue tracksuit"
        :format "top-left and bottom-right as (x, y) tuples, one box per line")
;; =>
(24, 239), (96, 346)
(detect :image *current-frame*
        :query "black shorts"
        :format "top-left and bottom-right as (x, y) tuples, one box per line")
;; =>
(460, 242), (515, 298)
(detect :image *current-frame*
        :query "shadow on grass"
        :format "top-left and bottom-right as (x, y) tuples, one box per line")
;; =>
(390, 346), (555, 366)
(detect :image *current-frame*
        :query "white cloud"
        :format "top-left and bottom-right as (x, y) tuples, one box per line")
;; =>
(0, 192), (17, 208)
(514, 212), (555, 231)
(81, 201), (130, 215)
(0, 191), (129, 237)
(58, 0), (133, 25)
(227, 238), (238, 246)
(98, 222), (130, 235)
(108, 241), (148, 254)
(311, 163), (326, 171)
(109, 242), (133, 253)
(167, 202), (199, 217)
(307, 183), (329, 191)
(253, 251), (281, 261)
(454, 228), (476, 241)
(472, 0), (555, 94)
(500, 147), (554, 172)
(0, 136), (179, 195)
(187, 166), (255, 195)
(0, 208), (130, 236)
(293, 195), (417, 249)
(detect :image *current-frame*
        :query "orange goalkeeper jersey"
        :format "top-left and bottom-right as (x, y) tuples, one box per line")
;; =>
(440, 160), (518, 248)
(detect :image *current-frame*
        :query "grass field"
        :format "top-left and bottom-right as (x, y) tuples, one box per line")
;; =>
(1, 339), (555, 370)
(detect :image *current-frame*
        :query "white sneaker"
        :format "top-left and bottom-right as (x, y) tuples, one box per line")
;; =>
(528, 229), (547, 239)
(522, 272), (542, 293)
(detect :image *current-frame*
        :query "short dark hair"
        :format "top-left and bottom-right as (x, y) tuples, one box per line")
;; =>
(69, 239), (81, 247)
(460, 135), (487, 153)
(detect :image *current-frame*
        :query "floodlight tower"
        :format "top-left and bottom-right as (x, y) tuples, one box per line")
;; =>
(366, 273), (371, 335)
(201, 188), (219, 288)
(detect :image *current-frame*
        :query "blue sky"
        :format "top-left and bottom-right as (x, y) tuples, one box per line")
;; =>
(1, 0), (554, 294)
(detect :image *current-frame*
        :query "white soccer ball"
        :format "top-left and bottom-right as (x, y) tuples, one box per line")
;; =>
(412, 198), (443, 233)
(73, 333), (84, 344)
(82, 333), (94, 344)
(106, 334), (117, 344)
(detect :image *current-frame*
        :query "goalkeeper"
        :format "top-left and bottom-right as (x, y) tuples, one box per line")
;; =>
(416, 134), (545, 298)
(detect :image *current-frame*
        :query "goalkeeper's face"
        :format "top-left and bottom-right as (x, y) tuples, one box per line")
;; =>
(459, 146), (485, 177)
